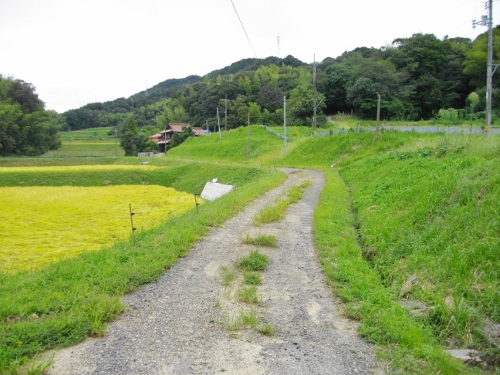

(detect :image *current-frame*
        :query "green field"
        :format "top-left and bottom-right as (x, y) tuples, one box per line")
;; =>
(59, 127), (116, 142)
(43, 127), (122, 157)
(1, 125), (499, 374)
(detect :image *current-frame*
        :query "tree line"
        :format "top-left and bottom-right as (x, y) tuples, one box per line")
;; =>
(2, 27), (497, 156)
(62, 28), (499, 134)
(0, 75), (62, 156)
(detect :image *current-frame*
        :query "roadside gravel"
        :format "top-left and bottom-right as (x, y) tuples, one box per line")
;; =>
(46, 169), (384, 375)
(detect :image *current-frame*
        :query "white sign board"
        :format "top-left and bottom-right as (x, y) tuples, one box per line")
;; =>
(201, 182), (234, 201)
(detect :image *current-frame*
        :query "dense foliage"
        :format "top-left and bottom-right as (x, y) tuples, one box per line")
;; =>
(119, 116), (158, 156)
(62, 28), (500, 132)
(0, 75), (62, 156)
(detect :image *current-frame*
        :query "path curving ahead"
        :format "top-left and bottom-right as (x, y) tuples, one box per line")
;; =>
(46, 169), (383, 375)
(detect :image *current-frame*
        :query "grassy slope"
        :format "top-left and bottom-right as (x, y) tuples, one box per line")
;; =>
(282, 131), (500, 374)
(168, 125), (308, 165)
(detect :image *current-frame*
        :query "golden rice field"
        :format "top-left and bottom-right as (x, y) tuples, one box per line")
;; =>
(0, 185), (197, 273)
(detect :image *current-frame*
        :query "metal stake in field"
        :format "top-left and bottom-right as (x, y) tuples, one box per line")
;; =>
(129, 203), (137, 236)
(193, 184), (200, 213)
(114, 126), (117, 158)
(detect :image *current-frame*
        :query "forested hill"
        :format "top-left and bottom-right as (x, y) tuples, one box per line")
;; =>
(131, 75), (203, 104)
(62, 27), (500, 132)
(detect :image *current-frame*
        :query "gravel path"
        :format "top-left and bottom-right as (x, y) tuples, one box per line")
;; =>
(46, 169), (383, 375)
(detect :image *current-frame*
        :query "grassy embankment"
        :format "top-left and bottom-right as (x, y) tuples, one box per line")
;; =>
(282, 131), (500, 374)
(168, 125), (313, 165)
(172, 125), (500, 373)
(0, 155), (285, 374)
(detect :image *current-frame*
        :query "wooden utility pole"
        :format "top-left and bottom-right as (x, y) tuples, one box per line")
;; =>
(247, 111), (250, 161)
(486, 0), (493, 134)
(313, 54), (317, 132)
(375, 93), (381, 140)
(217, 107), (222, 140)
(284, 96), (287, 156)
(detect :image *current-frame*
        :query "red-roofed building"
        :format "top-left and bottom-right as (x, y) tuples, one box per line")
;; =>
(149, 123), (206, 152)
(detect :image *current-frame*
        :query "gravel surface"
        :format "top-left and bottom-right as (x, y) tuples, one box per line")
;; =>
(46, 169), (384, 375)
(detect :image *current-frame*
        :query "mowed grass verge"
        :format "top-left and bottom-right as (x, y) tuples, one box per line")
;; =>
(0, 185), (195, 273)
(0, 160), (286, 374)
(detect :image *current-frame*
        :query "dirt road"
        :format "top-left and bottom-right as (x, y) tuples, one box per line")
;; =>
(46, 169), (383, 375)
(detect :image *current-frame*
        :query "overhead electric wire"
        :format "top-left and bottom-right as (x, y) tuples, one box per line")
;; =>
(230, 0), (258, 58)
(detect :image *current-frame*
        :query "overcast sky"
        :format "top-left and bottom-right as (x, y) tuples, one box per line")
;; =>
(0, 0), (497, 113)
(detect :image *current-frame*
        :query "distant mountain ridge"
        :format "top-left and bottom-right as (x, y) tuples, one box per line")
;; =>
(62, 30), (494, 131)
(131, 75), (203, 103)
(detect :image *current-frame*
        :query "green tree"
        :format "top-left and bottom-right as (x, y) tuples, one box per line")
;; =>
(228, 95), (250, 128)
(466, 92), (480, 119)
(390, 33), (469, 119)
(346, 59), (412, 119)
(463, 26), (500, 89)
(120, 116), (139, 156)
(0, 75), (61, 156)
(324, 63), (354, 113)
(256, 84), (283, 113)
(248, 102), (262, 124)
(287, 68), (325, 125)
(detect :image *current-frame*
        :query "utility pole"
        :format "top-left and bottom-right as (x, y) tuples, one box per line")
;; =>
(276, 34), (280, 64)
(284, 96), (287, 156)
(486, 0), (493, 134)
(375, 93), (381, 140)
(313, 54), (317, 132)
(217, 107), (222, 140)
(473, 0), (496, 134)
(114, 126), (117, 158)
(247, 111), (250, 161)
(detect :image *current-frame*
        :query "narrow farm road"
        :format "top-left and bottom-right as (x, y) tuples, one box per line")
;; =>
(46, 169), (383, 375)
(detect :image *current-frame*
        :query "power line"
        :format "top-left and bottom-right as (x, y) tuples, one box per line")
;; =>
(230, 0), (258, 58)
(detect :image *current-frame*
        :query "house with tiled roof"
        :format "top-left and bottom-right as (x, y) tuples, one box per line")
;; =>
(149, 123), (206, 152)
